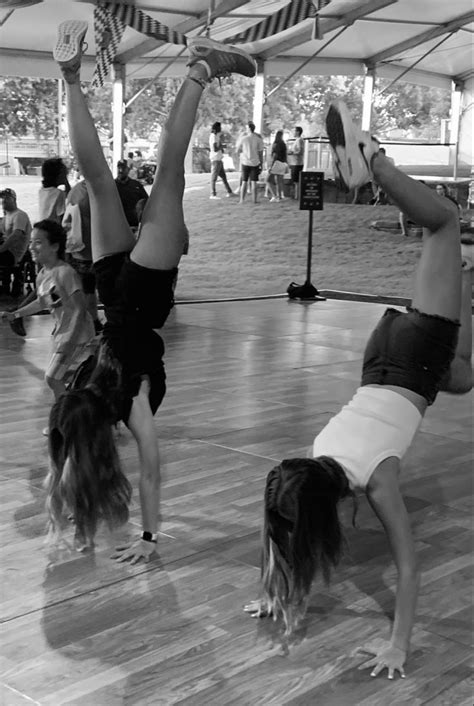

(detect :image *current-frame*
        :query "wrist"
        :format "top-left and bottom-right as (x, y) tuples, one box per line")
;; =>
(141, 531), (157, 543)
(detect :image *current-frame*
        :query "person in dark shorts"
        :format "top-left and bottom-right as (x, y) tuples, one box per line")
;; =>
(46, 20), (256, 562)
(287, 125), (304, 200)
(244, 101), (472, 680)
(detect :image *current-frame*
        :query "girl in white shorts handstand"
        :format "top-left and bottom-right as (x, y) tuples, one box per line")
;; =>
(245, 101), (473, 680)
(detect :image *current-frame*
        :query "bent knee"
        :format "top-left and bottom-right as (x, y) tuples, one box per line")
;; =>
(440, 361), (473, 395)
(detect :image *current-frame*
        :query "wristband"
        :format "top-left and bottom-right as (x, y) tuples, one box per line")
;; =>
(141, 531), (157, 543)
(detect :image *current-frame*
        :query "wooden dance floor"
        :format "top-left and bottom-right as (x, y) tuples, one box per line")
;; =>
(0, 298), (472, 705)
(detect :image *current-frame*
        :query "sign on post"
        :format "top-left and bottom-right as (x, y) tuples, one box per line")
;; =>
(287, 171), (326, 300)
(299, 171), (324, 211)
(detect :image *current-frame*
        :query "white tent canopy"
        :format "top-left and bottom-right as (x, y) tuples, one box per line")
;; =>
(0, 0), (472, 87)
(1, 0), (472, 171)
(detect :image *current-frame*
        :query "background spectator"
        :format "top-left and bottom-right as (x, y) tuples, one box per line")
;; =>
(287, 126), (304, 200)
(115, 159), (149, 229)
(266, 129), (288, 202)
(209, 121), (234, 199)
(0, 188), (32, 295)
(236, 121), (264, 204)
(38, 157), (71, 223)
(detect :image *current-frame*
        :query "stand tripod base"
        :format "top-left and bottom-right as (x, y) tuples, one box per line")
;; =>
(287, 281), (326, 301)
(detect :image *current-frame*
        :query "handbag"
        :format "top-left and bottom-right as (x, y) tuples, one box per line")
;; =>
(270, 160), (287, 176)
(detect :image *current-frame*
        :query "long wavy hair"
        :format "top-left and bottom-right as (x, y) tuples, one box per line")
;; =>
(261, 457), (356, 634)
(45, 339), (131, 545)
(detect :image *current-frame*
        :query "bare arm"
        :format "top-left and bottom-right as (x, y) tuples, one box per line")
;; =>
(360, 457), (420, 678)
(10, 296), (42, 318)
(113, 378), (161, 564)
(0, 228), (25, 254)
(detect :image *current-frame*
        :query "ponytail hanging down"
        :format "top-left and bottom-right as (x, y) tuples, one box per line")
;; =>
(45, 385), (132, 546)
(261, 457), (356, 634)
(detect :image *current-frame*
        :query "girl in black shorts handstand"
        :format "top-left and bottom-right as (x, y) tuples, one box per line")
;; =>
(244, 101), (472, 679)
(46, 20), (255, 563)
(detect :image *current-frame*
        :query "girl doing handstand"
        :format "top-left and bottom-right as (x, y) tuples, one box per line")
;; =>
(46, 20), (255, 563)
(245, 101), (473, 680)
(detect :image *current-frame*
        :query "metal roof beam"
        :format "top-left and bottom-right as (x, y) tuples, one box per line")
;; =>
(115, 0), (251, 64)
(258, 0), (397, 60)
(366, 10), (474, 65)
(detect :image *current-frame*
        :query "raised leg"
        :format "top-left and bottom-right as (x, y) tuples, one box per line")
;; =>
(64, 81), (136, 263)
(371, 154), (461, 322)
(326, 100), (471, 393)
(55, 21), (136, 263)
(131, 73), (205, 270)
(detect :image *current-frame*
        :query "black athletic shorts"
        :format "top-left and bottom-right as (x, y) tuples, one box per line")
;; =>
(361, 307), (459, 405)
(94, 252), (177, 329)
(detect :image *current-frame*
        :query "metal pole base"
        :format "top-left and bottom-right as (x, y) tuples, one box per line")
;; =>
(287, 281), (326, 301)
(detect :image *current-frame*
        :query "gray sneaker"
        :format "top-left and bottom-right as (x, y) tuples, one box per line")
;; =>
(54, 20), (88, 80)
(187, 37), (256, 82)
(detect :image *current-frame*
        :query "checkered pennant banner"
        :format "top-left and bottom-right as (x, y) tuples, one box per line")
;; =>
(92, 3), (125, 87)
(225, 0), (324, 43)
(92, 1), (187, 87)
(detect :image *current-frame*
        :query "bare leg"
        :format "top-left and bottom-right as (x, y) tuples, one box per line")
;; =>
(371, 154), (462, 322)
(277, 175), (284, 199)
(373, 155), (472, 391)
(63, 80), (135, 263)
(131, 67), (207, 271)
(251, 180), (258, 204)
(240, 180), (249, 203)
(399, 211), (409, 237)
(266, 174), (277, 199)
(439, 269), (473, 393)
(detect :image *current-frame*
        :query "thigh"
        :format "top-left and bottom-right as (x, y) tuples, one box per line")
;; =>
(211, 161), (219, 180)
(241, 165), (251, 182)
(411, 214), (462, 321)
(130, 175), (186, 271)
(87, 177), (136, 263)
(249, 166), (259, 181)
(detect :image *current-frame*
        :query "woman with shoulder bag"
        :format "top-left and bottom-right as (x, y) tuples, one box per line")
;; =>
(266, 130), (288, 202)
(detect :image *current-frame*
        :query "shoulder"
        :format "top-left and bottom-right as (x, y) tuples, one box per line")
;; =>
(55, 262), (80, 288)
(12, 209), (30, 229)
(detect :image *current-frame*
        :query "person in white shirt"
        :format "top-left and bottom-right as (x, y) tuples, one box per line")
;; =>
(209, 121), (234, 199)
(287, 126), (305, 200)
(236, 121), (264, 204)
(0, 187), (32, 296)
(38, 157), (70, 224)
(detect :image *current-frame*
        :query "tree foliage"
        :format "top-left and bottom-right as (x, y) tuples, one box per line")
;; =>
(0, 72), (450, 145)
(0, 77), (59, 138)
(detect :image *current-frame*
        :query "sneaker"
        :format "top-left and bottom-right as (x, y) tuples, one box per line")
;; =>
(209, 195), (221, 200)
(42, 427), (49, 437)
(9, 316), (26, 337)
(270, 197), (280, 203)
(53, 20), (88, 78)
(325, 100), (379, 191)
(226, 191), (236, 197)
(187, 37), (256, 82)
